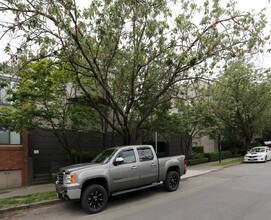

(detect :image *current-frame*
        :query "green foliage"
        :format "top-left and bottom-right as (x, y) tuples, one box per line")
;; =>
(204, 151), (232, 162)
(192, 146), (204, 153)
(0, 60), (102, 155)
(209, 61), (271, 149)
(188, 152), (205, 159)
(212, 158), (243, 167)
(70, 149), (102, 164)
(0, 191), (56, 209)
(203, 152), (218, 162)
(0, 0), (268, 145)
(51, 173), (57, 183)
(187, 158), (209, 166)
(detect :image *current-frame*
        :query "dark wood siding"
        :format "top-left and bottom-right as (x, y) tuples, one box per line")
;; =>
(28, 128), (122, 174)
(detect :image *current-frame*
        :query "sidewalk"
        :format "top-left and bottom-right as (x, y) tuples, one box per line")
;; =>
(0, 183), (55, 199)
(0, 158), (240, 200)
(182, 158), (232, 179)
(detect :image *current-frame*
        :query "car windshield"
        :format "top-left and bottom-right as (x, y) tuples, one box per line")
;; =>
(250, 148), (265, 153)
(91, 149), (117, 164)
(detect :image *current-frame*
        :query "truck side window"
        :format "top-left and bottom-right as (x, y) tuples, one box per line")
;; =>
(117, 149), (136, 164)
(137, 148), (154, 162)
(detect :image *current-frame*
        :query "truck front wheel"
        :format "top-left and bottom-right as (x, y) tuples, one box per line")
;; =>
(81, 184), (108, 214)
(163, 171), (180, 192)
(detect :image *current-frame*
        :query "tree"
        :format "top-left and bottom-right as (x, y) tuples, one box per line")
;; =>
(165, 85), (216, 157)
(0, 60), (101, 160)
(209, 60), (271, 150)
(140, 79), (216, 158)
(0, 0), (268, 144)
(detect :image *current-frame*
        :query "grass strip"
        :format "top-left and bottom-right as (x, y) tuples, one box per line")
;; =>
(212, 158), (243, 167)
(0, 191), (57, 209)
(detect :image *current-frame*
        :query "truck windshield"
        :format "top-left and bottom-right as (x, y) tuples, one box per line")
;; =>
(91, 149), (117, 164)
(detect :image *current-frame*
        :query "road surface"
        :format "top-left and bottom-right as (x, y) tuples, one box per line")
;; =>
(3, 162), (271, 220)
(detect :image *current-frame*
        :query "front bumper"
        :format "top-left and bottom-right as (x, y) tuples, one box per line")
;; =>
(244, 157), (265, 162)
(55, 183), (81, 200)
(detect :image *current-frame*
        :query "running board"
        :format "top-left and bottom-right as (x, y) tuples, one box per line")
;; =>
(111, 182), (161, 196)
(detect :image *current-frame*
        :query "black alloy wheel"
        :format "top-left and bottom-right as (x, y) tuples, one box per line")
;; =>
(81, 184), (108, 214)
(163, 170), (180, 192)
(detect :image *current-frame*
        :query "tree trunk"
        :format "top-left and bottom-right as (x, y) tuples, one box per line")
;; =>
(244, 137), (251, 151)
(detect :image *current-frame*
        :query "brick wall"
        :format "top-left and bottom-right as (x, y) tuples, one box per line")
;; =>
(0, 146), (23, 170)
(0, 133), (28, 187)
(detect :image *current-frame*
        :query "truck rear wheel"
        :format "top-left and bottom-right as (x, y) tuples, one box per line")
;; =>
(81, 184), (108, 214)
(163, 171), (180, 192)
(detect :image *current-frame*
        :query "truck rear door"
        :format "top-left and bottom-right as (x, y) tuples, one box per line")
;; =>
(136, 147), (158, 186)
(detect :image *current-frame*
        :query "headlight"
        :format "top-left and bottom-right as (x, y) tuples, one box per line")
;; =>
(64, 173), (76, 184)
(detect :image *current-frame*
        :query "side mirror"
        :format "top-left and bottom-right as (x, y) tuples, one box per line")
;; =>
(114, 157), (124, 166)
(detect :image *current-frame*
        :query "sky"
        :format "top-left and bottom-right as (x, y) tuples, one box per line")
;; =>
(0, 0), (270, 68)
(234, 0), (271, 68)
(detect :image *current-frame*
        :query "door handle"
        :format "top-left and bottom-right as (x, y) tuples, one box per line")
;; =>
(151, 163), (157, 167)
(131, 166), (138, 169)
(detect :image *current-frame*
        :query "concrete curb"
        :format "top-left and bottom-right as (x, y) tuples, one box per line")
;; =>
(182, 169), (220, 180)
(0, 199), (62, 214)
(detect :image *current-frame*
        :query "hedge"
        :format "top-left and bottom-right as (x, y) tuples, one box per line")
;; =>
(187, 158), (209, 166)
(188, 152), (205, 159)
(203, 151), (232, 162)
(192, 146), (204, 153)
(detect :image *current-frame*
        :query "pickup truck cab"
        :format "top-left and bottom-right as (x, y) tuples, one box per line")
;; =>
(56, 145), (186, 214)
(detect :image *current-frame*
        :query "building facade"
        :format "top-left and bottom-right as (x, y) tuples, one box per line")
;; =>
(0, 74), (28, 189)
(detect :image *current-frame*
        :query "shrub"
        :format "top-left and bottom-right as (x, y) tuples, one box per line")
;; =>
(52, 173), (57, 182)
(221, 151), (232, 159)
(203, 152), (218, 162)
(237, 149), (247, 156)
(204, 151), (232, 162)
(188, 152), (205, 159)
(192, 146), (204, 153)
(187, 158), (209, 166)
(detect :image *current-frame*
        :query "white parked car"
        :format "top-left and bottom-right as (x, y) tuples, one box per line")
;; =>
(244, 146), (271, 163)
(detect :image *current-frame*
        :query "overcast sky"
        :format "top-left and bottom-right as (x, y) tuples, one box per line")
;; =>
(0, 0), (270, 68)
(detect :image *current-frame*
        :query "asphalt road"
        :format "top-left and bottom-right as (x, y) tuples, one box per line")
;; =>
(3, 162), (271, 220)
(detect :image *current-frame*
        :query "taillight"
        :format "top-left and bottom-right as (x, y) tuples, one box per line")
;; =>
(184, 159), (187, 168)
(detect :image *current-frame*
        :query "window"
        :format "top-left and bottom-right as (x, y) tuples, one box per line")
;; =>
(0, 128), (21, 145)
(192, 142), (198, 147)
(137, 147), (154, 162)
(0, 85), (8, 103)
(0, 79), (15, 104)
(117, 149), (136, 164)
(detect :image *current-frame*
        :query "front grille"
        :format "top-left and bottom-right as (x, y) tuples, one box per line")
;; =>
(57, 171), (64, 184)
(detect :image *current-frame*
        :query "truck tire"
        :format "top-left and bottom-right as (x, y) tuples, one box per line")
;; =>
(81, 184), (108, 214)
(163, 171), (180, 192)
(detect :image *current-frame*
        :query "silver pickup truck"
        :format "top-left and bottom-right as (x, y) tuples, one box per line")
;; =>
(56, 145), (186, 214)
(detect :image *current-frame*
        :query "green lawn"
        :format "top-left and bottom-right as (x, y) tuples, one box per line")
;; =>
(212, 157), (243, 167)
(0, 191), (57, 209)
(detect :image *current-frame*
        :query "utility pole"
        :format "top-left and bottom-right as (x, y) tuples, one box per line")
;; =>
(218, 128), (222, 163)
(155, 132), (158, 153)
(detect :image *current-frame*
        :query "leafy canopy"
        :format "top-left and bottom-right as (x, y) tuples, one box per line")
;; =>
(0, 0), (269, 144)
